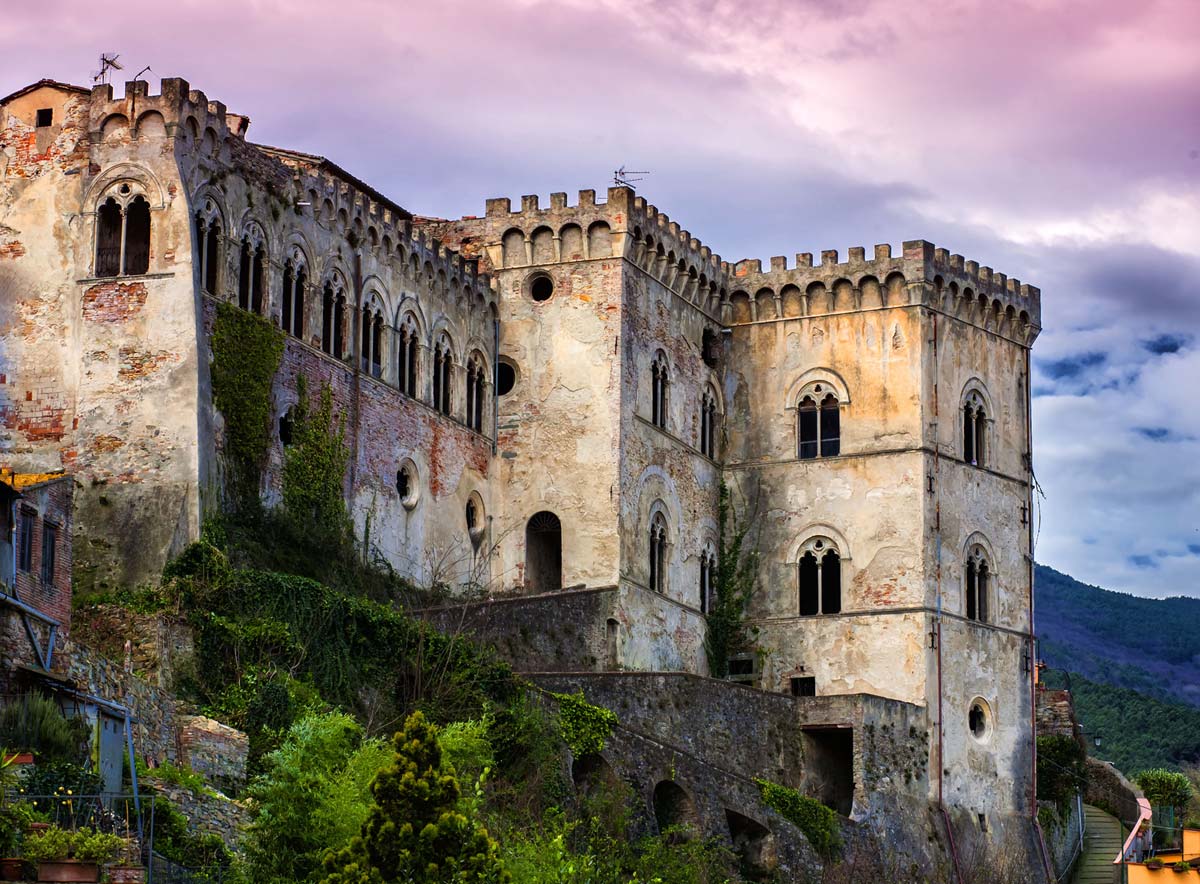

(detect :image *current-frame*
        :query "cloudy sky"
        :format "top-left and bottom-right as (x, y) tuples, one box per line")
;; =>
(3, 0), (1198, 597)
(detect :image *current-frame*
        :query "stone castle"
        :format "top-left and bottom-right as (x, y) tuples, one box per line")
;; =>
(0, 75), (1047, 873)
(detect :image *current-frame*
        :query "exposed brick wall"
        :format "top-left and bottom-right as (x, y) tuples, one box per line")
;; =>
(1035, 686), (1081, 743)
(9, 476), (73, 629)
(176, 714), (248, 795)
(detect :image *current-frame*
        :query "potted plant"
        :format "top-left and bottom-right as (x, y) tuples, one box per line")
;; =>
(22, 825), (123, 883)
(1146, 857), (1165, 870)
(1172, 861), (1191, 873)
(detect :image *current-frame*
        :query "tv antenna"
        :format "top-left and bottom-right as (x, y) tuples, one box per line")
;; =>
(93, 53), (124, 85)
(613, 166), (649, 188)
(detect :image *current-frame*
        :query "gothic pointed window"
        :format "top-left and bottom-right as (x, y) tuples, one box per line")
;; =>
(798, 386), (841, 459)
(251, 243), (266, 314)
(466, 353), (486, 432)
(651, 352), (669, 429)
(798, 538), (842, 616)
(397, 315), (419, 397)
(96, 189), (151, 277)
(699, 550), (716, 614)
(238, 239), (252, 310)
(700, 388), (719, 458)
(965, 545), (991, 623)
(433, 337), (453, 416)
(962, 389), (989, 467)
(321, 282), (335, 354)
(649, 512), (668, 593)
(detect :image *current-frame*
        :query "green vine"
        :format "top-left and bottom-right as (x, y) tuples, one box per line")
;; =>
(210, 302), (284, 505)
(704, 480), (761, 677)
(281, 375), (350, 532)
(553, 691), (617, 757)
(754, 777), (842, 857)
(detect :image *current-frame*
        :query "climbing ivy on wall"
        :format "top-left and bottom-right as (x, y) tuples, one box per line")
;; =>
(553, 691), (617, 757)
(210, 302), (284, 505)
(704, 481), (760, 677)
(281, 376), (351, 533)
(754, 777), (842, 858)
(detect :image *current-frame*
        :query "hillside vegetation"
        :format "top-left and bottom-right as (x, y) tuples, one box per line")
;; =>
(1036, 564), (1200, 775)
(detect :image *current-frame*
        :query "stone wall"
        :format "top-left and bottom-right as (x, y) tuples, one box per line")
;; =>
(144, 779), (249, 849)
(419, 586), (619, 672)
(68, 603), (194, 688)
(1040, 796), (1084, 880)
(1085, 756), (1144, 826)
(176, 715), (248, 796)
(49, 636), (179, 764)
(1036, 687), (1081, 742)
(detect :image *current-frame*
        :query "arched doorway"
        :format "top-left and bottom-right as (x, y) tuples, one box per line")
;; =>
(652, 780), (699, 841)
(525, 511), (562, 593)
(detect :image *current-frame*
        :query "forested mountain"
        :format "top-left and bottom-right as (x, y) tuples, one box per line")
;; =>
(1036, 564), (1200, 773)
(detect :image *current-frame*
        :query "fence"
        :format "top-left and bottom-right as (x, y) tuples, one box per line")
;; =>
(8, 792), (228, 884)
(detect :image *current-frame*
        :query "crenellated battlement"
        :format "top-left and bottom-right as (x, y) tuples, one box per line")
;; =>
(726, 239), (1040, 345)
(86, 77), (248, 144)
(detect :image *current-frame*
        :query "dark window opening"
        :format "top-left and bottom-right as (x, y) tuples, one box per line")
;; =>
(801, 727), (854, 816)
(398, 327), (418, 397)
(651, 356), (669, 429)
(525, 510), (562, 594)
(36, 108), (53, 128)
(977, 563), (989, 623)
(969, 703), (986, 739)
(700, 391), (718, 458)
(40, 523), (57, 584)
(530, 274), (554, 302)
(975, 408), (987, 467)
(397, 468), (410, 498)
(333, 295), (346, 359)
(649, 513), (668, 593)
(496, 361), (516, 396)
(281, 263), (294, 331)
(798, 391), (840, 459)
(95, 198), (123, 278)
(201, 217), (220, 294)
(18, 510), (35, 572)
(699, 552), (714, 614)
(279, 408), (295, 446)
(251, 245), (265, 314)
(572, 753), (618, 797)
(433, 343), (452, 415)
(819, 394), (840, 457)
(122, 196), (150, 276)
(791, 676), (816, 697)
(799, 545), (840, 616)
(799, 551), (819, 616)
(238, 240), (252, 310)
(728, 657), (754, 677)
(965, 557), (988, 623)
(466, 358), (486, 432)
(466, 500), (478, 531)
(701, 327), (720, 369)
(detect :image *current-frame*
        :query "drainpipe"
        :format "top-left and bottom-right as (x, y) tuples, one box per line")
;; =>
(1025, 345), (1055, 882)
(931, 311), (965, 883)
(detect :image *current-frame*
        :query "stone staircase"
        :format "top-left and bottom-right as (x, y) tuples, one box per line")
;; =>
(1072, 804), (1125, 884)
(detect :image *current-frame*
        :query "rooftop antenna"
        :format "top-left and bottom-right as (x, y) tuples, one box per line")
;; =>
(93, 53), (123, 85)
(133, 65), (152, 83)
(613, 166), (649, 189)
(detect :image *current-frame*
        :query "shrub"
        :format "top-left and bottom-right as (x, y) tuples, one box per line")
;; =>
(321, 711), (509, 884)
(72, 830), (125, 864)
(553, 692), (617, 758)
(1136, 768), (1194, 811)
(136, 759), (207, 796)
(755, 777), (842, 857)
(20, 824), (73, 862)
(1037, 734), (1087, 806)
(241, 712), (389, 884)
(0, 695), (90, 764)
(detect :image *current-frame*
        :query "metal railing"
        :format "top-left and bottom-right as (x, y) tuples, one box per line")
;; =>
(6, 792), (227, 884)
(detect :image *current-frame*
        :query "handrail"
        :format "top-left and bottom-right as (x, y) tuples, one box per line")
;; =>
(1115, 797), (1153, 864)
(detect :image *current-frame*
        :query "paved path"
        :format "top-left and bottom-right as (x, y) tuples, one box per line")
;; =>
(1072, 804), (1125, 884)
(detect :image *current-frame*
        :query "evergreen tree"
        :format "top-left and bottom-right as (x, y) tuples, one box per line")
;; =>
(322, 711), (509, 884)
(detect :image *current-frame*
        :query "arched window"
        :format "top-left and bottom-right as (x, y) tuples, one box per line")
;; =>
(963, 390), (988, 467)
(965, 546), (991, 623)
(251, 243), (265, 314)
(321, 278), (347, 359)
(466, 353), (487, 432)
(700, 387), (719, 458)
(651, 352), (669, 429)
(525, 511), (562, 593)
(95, 197), (123, 277)
(96, 190), (151, 278)
(281, 260), (306, 338)
(649, 512), (668, 593)
(237, 240), (252, 310)
(433, 336), (453, 415)
(123, 196), (150, 276)
(360, 301), (383, 378)
(699, 549), (716, 614)
(397, 315), (419, 397)
(798, 538), (842, 616)
(799, 392), (840, 459)
(195, 206), (222, 295)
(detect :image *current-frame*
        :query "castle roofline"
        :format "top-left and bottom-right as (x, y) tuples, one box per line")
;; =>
(253, 143), (413, 223)
(0, 79), (89, 105)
